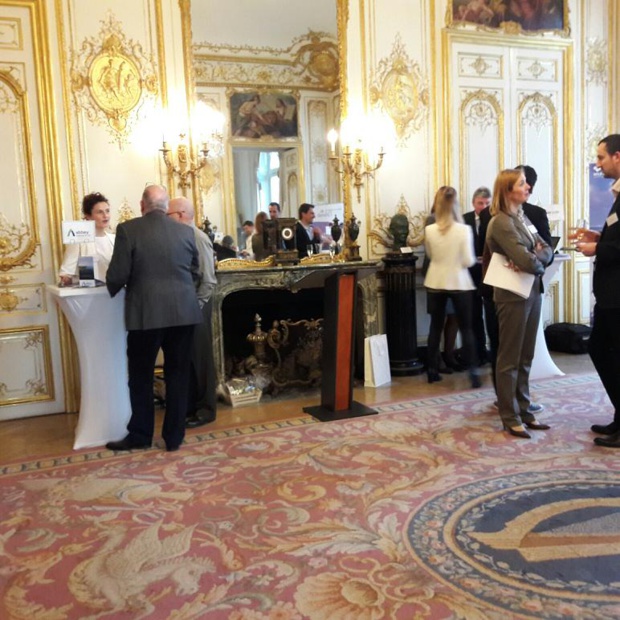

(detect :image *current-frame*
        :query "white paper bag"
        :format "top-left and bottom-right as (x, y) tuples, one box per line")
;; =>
(364, 334), (391, 387)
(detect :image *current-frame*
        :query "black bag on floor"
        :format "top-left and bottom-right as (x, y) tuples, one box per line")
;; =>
(544, 322), (591, 354)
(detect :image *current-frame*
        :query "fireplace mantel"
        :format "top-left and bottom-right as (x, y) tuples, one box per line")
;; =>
(213, 261), (380, 389)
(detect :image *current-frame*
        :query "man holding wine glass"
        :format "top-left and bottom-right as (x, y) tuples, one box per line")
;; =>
(572, 134), (620, 447)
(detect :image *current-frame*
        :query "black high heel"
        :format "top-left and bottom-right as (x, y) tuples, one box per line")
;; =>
(427, 370), (442, 383)
(503, 424), (531, 439)
(469, 370), (482, 389)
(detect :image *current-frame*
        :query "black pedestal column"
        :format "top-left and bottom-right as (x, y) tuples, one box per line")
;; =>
(382, 253), (424, 375)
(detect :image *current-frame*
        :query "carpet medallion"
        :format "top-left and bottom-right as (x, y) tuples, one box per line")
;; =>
(1, 374), (620, 619)
(407, 469), (620, 619)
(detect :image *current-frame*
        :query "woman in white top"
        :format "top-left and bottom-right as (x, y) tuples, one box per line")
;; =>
(424, 186), (480, 387)
(59, 192), (115, 286)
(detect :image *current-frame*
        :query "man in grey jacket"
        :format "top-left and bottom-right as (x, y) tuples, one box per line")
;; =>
(106, 184), (202, 452)
(168, 196), (218, 428)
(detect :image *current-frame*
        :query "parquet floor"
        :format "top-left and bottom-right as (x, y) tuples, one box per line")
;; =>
(0, 353), (593, 463)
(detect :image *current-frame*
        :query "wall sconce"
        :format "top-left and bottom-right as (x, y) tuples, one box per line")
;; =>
(159, 102), (225, 194)
(327, 121), (386, 204)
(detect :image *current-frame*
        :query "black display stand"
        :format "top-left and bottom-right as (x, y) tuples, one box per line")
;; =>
(303, 270), (377, 422)
(382, 253), (424, 375)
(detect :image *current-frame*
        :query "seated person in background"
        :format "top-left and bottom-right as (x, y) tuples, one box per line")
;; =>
(59, 192), (115, 286)
(214, 235), (238, 261)
(252, 212), (274, 261)
(239, 220), (254, 258)
(295, 203), (322, 258)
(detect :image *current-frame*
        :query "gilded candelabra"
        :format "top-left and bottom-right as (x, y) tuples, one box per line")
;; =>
(160, 134), (209, 193)
(327, 129), (385, 204)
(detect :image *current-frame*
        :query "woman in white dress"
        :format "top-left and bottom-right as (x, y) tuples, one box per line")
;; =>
(424, 186), (480, 387)
(59, 192), (115, 286)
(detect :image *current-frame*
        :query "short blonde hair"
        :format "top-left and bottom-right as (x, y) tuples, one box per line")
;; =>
(491, 169), (524, 216)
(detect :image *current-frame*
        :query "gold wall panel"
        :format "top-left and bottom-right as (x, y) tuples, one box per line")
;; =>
(0, 326), (54, 406)
(585, 37), (607, 85)
(194, 31), (339, 92)
(0, 16), (22, 49)
(0, 70), (38, 271)
(516, 57), (558, 81)
(457, 52), (502, 78)
(0, 282), (45, 314)
(69, 12), (159, 147)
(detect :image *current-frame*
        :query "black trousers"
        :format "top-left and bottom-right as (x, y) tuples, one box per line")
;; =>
(471, 292), (487, 365)
(589, 304), (620, 424)
(126, 325), (195, 448)
(188, 298), (217, 417)
(427, 290), (476, 371)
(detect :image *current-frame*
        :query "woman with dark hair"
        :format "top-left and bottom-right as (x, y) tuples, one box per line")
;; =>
(251, 212), (272, 261)
(59, 192), (115, 286)
(485, 169), (553, 438)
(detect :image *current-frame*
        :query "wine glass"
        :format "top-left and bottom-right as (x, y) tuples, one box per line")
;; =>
(306, 243), (315, 258)
(575, 218), (589, 242)
(328, 243), (336, 261)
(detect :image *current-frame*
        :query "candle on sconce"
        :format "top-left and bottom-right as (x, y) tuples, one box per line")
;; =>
(327, 128), (338, 156)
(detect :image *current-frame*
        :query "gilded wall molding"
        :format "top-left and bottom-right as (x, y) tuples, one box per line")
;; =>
(369, 33), (429, 143)
(368, 195), (428, 255)
(518, 91), (556, 134)
(462, 88), (502, 132)
(458, 52), (502, 78)
(585, 124), (607, 163)
(0, 17), (22, 50)
(0, 70), (38, 271)
(69, 12), (159, 148)
(0, 326), (54, 405)
(193, 31), (339, 92)
(585, 37), (607, 86)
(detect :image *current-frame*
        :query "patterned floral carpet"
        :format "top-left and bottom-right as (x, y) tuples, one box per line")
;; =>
(2, 373), (620, 619)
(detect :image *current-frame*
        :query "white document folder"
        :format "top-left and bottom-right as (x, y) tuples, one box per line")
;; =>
(483, 252), (535, 299)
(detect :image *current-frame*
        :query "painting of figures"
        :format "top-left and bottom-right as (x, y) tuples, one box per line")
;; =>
(452, 0), (564, 31)
(230, 92), (298, 140)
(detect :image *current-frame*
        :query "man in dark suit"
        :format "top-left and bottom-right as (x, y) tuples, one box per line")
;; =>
(295, 203), (321, 258)
(479, 165), (551, 414)
(575, 134), (620, 447)
(106, 184), (202, 452)
(464, 187), (491, 365)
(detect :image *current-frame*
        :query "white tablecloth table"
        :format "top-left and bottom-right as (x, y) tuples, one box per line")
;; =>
(530, 253), (571, 380)
(48, 285), (131, 449)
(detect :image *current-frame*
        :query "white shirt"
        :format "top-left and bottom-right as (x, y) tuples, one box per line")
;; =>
(424, 222), (475, 291)
(612, 177), (620, 198)
(59, 232), (115, 281)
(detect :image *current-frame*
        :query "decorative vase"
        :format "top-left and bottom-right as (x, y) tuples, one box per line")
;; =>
(347, 215), (360, 242)
(331, 216), (342, 244)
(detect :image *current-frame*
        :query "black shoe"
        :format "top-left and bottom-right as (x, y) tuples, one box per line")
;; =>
(469, 371), (482, 389)
(185, 409), (216, 429)
(594, 432), (620, 447)
(427, 370), (442, 383)
(443, 353), (465, 372)
(503, 424), (531, 439)
(106, 437), (151, 451)
(591, 423), (619, 435)
(524, 421), (551, 430)
(165, 443), (181, 452)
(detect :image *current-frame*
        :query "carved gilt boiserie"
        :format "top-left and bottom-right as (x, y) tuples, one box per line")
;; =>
(193, 31), (339, 91)
(462, 89), (501, 133)
(0, 71), (38, 271)
(0, 17), (22, 50)
(217, 256), (276, 270)
(519, 92), (555, 134)
(0, 282), (44, 315)
(116, 199), (137, 224)
(368, 195), (428, 255)
(0, 326), (53, 405)
(369, 34), (428, 142)
(70, 12), (159, 147)
(585, 124), (607, 162)
(585, 38), (607, 86)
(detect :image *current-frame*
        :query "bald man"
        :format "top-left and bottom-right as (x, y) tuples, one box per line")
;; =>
(106, 185), (202, 452)
(168, 196), (218, 428)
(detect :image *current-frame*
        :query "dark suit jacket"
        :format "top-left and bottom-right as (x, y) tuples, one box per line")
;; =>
(593, 192), (620, 308)
(106, 209), (202, 330)
(295, 222), (321, 258)
(463, 211), (483, 287)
